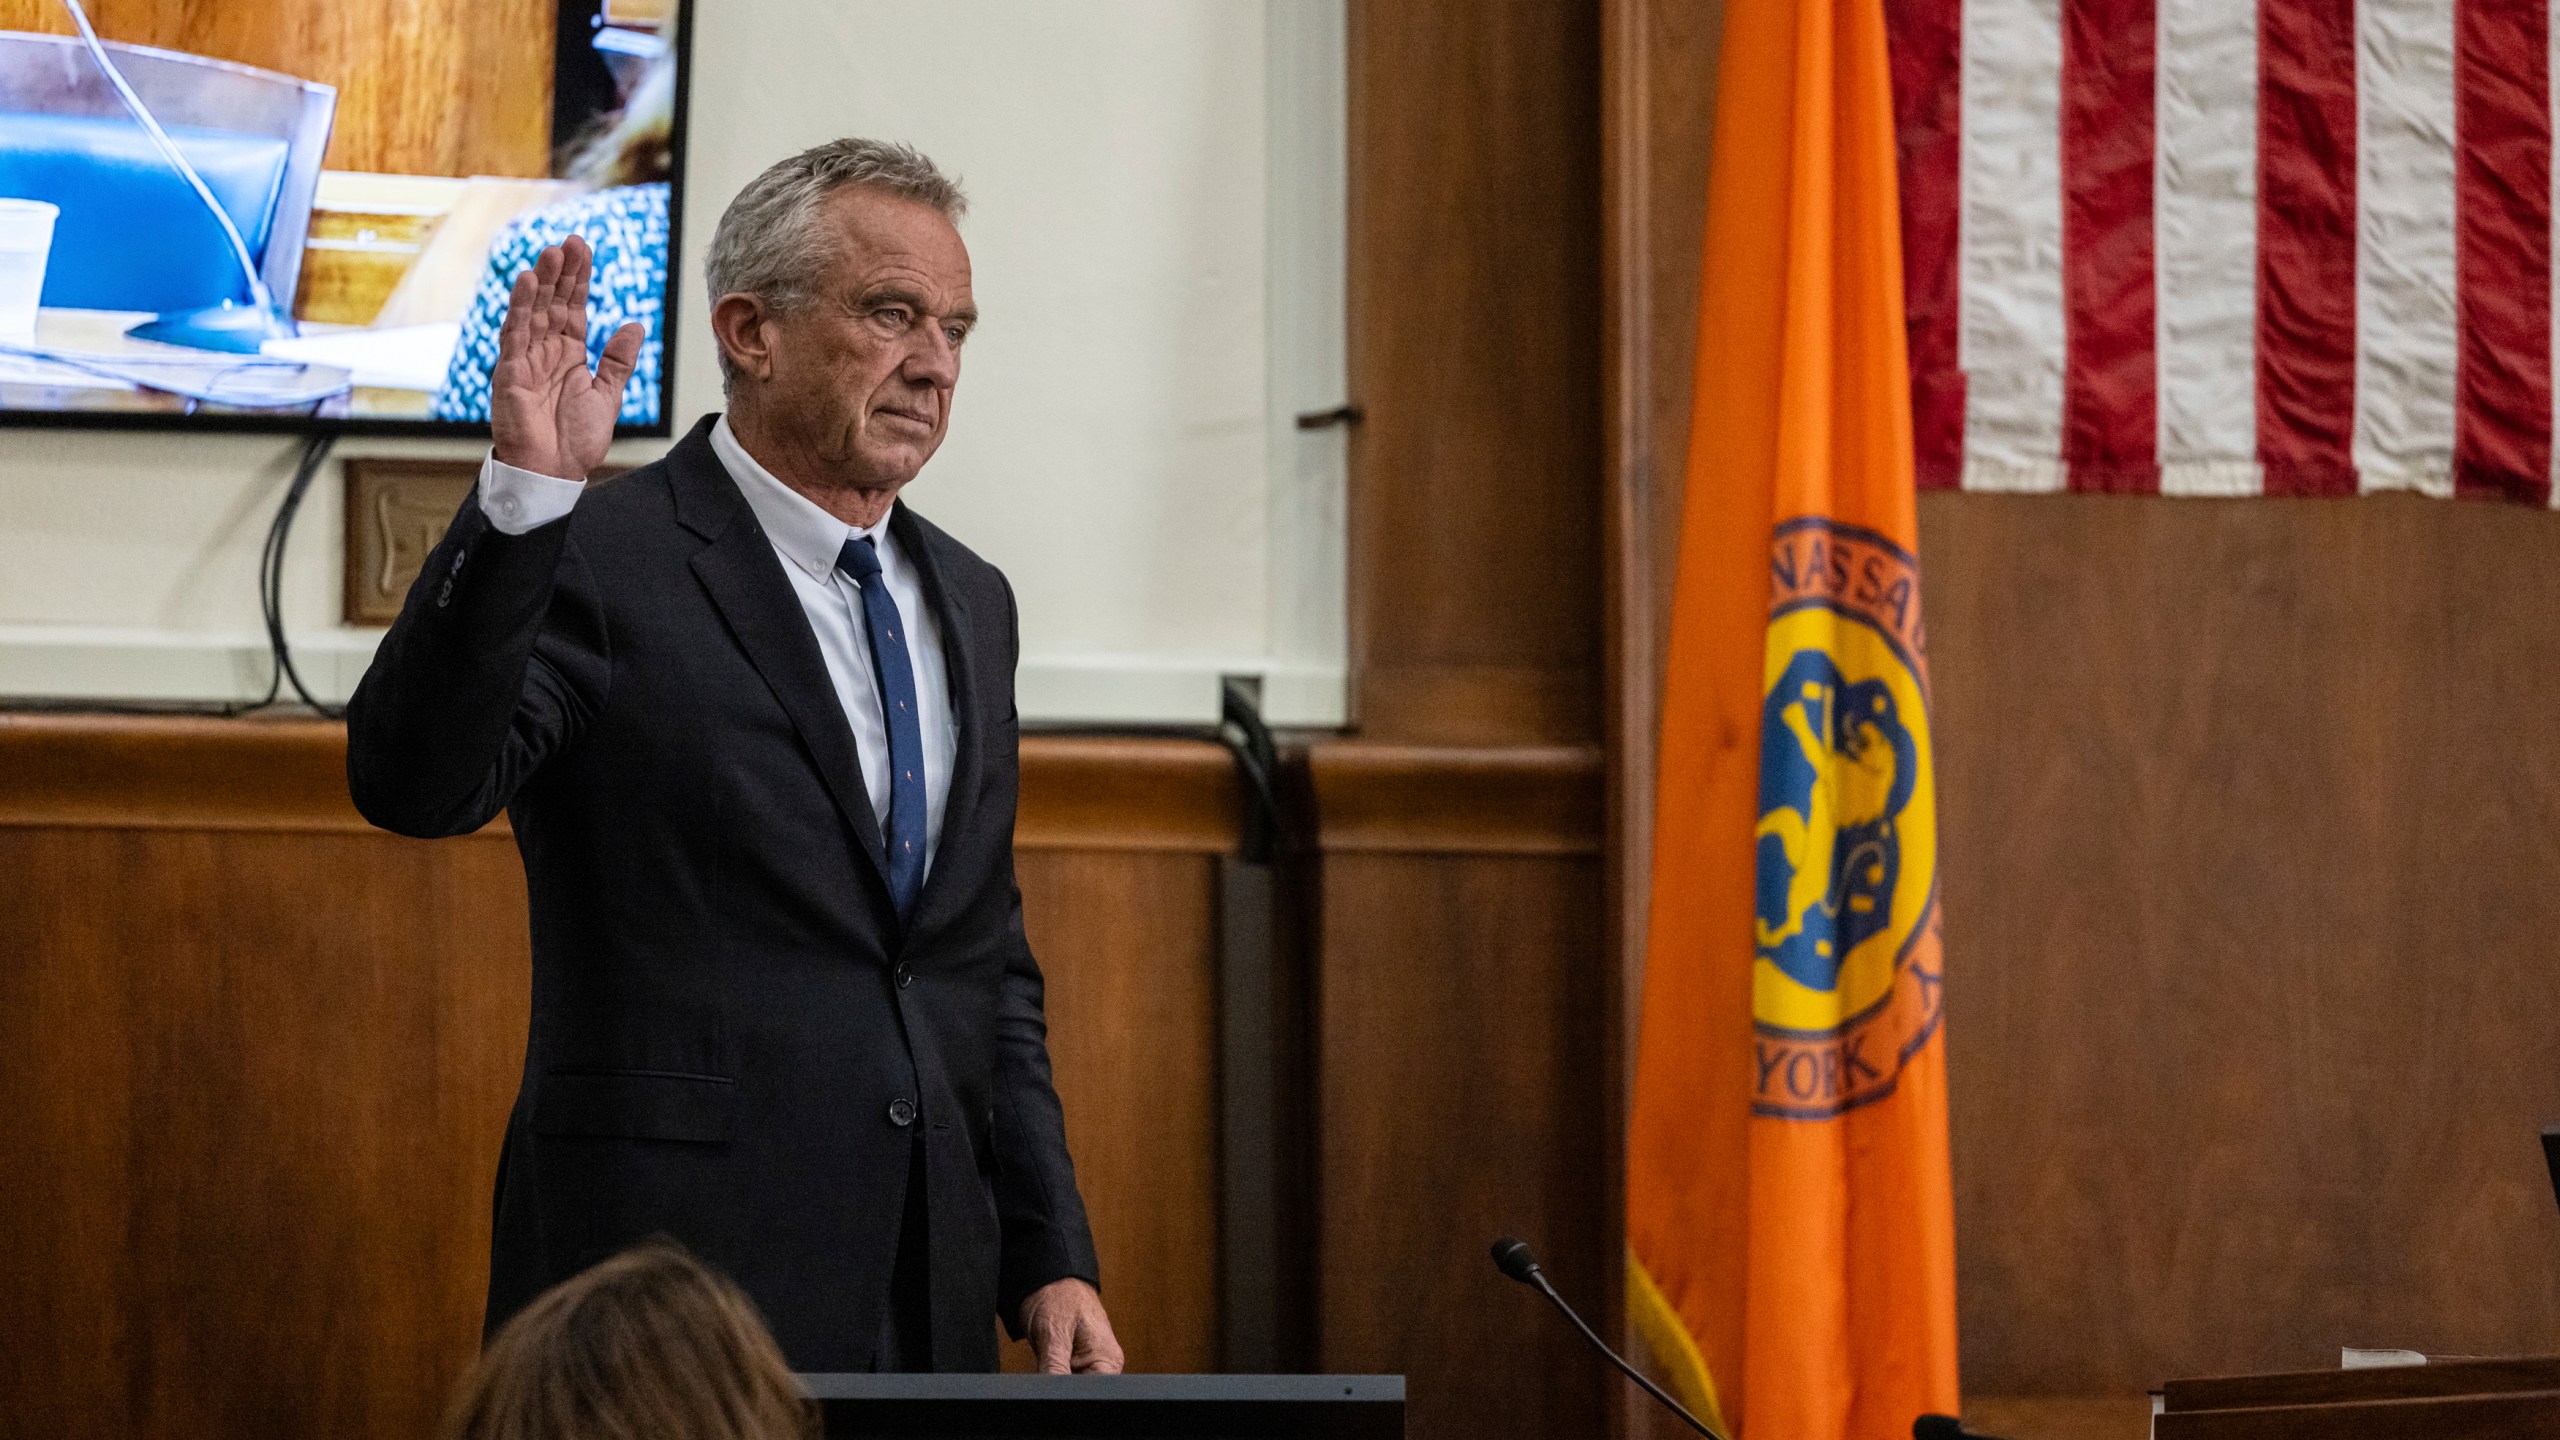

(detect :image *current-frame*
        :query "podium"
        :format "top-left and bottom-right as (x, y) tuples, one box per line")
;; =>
(798, 1374), (1405, 1438)
(2155, 1356), (2560, 1437)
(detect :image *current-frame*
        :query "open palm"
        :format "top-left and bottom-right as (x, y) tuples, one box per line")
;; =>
(490, 234), (644, 481)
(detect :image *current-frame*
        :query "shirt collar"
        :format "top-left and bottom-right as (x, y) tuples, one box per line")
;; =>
(709, 414), (886, 583)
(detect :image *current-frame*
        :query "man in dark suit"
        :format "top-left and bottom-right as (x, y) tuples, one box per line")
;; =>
(347, 139), (1122, 1375)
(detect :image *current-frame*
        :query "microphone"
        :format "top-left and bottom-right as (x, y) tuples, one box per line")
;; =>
(1489, 1237), (1726, 1439)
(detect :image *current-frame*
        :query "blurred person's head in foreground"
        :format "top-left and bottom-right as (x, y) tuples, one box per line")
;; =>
(441, 1241), (813, 1440)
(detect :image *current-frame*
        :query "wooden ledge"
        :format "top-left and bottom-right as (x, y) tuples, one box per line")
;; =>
(1307, 742), (1603, 855)
(0, 712), (376, 834)
(0, 716), (1608, 857)
(1015, 735), (1239, 852)
(0, 713), (1243, 852)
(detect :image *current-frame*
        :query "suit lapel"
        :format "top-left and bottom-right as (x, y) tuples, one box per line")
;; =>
(892, 502), (985, 934)
(672, 426), (894, 898)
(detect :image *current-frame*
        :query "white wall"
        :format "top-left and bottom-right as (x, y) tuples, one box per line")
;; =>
(0, 0), (1346, 725)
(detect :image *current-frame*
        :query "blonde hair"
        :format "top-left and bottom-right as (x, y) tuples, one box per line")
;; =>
(441, 1243), (813, 1440)
(564, 56), (677, 190)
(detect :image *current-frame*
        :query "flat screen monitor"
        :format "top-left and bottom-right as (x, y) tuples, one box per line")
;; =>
(0, 0), (689, 434)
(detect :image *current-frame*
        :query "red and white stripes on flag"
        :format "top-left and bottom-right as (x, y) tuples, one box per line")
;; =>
(1887, 0), (2557, 503)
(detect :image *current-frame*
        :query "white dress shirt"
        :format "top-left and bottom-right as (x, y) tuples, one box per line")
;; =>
(475, 420), (957, 874)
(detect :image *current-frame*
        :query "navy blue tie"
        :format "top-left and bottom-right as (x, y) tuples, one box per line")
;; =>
(835, 535), (927, 921)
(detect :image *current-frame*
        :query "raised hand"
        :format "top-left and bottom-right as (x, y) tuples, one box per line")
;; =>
(489, 234), (644, 481)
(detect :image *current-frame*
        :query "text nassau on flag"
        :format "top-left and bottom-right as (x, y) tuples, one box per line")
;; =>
(1627, 0), (1959, 1436)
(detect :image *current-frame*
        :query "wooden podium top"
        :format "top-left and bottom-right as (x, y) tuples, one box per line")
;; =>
(2156, 1356), (2560, 1438)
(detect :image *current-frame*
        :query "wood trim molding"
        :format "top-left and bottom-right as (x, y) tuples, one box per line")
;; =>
(1014, 736), (1240, 852)
(0, 718), (1604, 858)
(1307, 742), (1604, 855)
(0, 713), (389, 834)
(0, 714), (1243, 852)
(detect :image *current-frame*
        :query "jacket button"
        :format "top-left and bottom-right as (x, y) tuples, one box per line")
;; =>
(435, 579), (454, 609)
(894, 962), (914, 989)
(887, 1098), (917, 1128)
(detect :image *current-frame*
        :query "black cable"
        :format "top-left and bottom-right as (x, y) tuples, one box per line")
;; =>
(254, 432), (339, 718)
(1213, 677), (1283, 864)
(141, 436), (329, 721)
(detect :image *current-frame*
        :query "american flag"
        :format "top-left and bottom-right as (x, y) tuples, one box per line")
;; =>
(1889, 0), (2555, 502)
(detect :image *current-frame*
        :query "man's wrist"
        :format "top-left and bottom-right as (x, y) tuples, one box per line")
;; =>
(490, 446), (578, 483)
(479, 453), (589, 535)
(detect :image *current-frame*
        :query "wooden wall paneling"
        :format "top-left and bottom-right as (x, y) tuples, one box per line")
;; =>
(0, 0), (556, 177)
(0, 824), (530, 1440)
(1010, 846), (1224, 1376)
(1346, 0), (1607, 746)
(0, 719), (1240, 1440)
(1314, 844), (1612, 1440)
(1330, 0), (1613, 1433)
(1308, 745), (1610, 1440)
(1924, 492), (2560, 1399)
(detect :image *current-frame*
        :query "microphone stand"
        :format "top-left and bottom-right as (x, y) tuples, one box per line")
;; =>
(1491, 1238), (1725, 1440)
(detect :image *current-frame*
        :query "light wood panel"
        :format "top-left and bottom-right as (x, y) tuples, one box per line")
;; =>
(0, 718), (1233, 1440)
(0, 0), (556, 177)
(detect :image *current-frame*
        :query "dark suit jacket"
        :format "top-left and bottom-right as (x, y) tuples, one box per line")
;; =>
(346, 416), (1099, 1372)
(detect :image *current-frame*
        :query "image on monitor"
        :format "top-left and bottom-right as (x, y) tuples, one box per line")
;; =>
(0, 0), (687, 432)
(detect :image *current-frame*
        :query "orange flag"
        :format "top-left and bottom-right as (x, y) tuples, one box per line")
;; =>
(1625, 0), (1958, 1435)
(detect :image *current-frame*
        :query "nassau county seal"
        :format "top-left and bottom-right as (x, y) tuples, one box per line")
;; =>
(1751, 517), (1944, 1119)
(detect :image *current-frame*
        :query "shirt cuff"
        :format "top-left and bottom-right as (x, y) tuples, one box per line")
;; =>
(476, 453), (587, 535)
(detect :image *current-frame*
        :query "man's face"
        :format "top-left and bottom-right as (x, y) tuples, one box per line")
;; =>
(756, 188), (975, 491)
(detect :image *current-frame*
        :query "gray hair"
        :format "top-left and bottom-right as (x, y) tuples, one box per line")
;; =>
(702, 138), (967, 386)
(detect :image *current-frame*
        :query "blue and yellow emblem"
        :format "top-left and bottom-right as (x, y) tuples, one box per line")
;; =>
(1751, 518), (1944, 1119)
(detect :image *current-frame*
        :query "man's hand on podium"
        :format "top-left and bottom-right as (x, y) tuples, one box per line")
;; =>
(1020, 1278), (1123, 1374)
